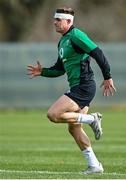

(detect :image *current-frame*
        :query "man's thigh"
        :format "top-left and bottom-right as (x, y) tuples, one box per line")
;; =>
(48, 95), (80, 115)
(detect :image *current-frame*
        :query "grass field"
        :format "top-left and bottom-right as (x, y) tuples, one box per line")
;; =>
(0, 108), (126, 179)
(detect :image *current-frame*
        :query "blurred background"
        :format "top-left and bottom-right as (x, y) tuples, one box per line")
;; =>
(0, 0), (126, 109)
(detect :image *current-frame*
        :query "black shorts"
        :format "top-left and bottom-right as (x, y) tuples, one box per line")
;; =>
(65, 81), (96, 109)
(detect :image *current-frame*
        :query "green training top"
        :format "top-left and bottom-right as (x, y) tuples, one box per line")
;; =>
(41, 26), (111, 88)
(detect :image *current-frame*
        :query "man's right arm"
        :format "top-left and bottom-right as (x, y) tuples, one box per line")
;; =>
(41, 57), (65, 77)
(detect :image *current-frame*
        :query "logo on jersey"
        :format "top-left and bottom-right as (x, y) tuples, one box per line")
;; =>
(62, 58), (67, 63)
(59, 48), (64, 58)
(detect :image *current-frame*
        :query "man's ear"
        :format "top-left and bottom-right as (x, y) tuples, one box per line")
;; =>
(67, 19), (71, 24)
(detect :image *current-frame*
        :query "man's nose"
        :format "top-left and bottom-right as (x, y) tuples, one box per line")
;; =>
(54, 20), (57, 25)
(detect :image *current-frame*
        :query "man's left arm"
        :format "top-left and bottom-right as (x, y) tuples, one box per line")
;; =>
(89, 47), (111, 80)
(89, 47), (116, 96)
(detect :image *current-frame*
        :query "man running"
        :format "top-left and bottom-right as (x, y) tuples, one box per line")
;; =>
(27, 7), (116, 174)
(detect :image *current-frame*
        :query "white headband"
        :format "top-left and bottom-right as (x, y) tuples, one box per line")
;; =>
(54, 13), (74, 21)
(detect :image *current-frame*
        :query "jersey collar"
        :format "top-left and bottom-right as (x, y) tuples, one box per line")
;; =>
(63, 25), (74, 36)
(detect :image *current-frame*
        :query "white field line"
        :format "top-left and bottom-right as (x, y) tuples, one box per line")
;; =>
(0, 169), (78, 175)
(0, 169), (126, 176)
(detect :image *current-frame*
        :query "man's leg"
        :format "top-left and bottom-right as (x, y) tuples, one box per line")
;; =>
(47, 95), (102, 140)
(68, 106), (91, 150)
(47, 95), (80, 123)
(48, 95), (97, 123)
(68, 107), (104, 174)
(47, 95), (103, 174)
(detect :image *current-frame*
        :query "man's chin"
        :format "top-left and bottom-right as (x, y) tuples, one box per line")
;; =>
(56, 29), (62, 33)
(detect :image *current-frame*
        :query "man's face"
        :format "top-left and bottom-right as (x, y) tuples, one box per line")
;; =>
(54, 18), (70, 34)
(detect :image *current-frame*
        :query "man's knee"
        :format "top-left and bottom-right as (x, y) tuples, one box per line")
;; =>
(47, 109), (59, 123)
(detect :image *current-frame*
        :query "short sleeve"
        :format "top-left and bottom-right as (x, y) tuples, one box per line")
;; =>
(71, 28), (97, 53)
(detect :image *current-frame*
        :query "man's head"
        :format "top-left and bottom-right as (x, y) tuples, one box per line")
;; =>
(53, 7), (75, 34)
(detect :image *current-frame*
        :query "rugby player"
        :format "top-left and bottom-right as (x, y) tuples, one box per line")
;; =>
(27, 7), (116, 174)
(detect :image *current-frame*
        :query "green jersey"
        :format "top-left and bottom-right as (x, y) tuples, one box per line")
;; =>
(41, 26), (111, 88)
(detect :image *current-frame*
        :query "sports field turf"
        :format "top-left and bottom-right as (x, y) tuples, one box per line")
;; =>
(0, 108), (126, 179)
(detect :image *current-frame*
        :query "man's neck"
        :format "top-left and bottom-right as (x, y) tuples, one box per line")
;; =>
(62, 25), (74, 36)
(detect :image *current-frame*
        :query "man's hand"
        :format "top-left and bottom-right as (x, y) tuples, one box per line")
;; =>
(27, 61), (42, 78)
(100, 78), (116, 96)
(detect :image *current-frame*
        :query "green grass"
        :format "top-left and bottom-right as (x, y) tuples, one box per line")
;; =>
(0, 108), (126, 179)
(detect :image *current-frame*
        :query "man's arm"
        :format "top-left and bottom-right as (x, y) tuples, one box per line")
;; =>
(89, 47), (111, 80)
(89, 47), (116, 96)
(41, 57), (65, 77)
(27, 58), (65, 79)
